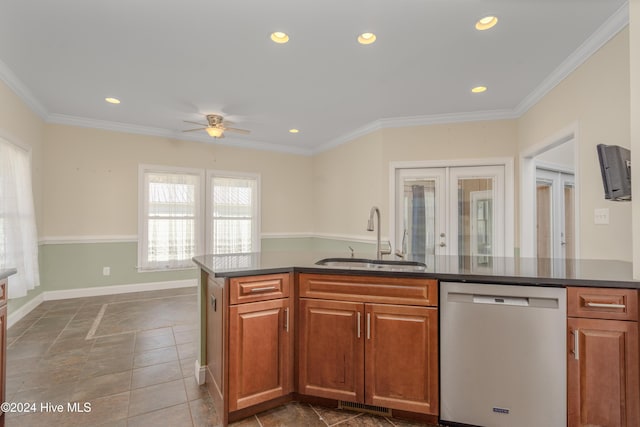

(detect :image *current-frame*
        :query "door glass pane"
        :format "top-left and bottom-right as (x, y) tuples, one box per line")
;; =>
(402, 179), (436, 265)
(564, 183), (575, 259)
(536, 182), (552, 259)
(457, 178), (493, 269)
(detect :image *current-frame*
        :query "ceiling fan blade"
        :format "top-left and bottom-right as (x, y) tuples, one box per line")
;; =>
(224, 127), (251, 135)
(182, 127), (207, 132)
(183, 120), (207, 126)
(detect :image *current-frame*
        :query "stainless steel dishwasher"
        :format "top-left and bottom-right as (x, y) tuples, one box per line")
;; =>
(440, 281), (566, 427)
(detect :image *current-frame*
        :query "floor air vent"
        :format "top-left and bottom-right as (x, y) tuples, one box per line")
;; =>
(338, 401), (392, 417)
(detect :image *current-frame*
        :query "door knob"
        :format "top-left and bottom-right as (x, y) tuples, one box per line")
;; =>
(439, 242), (446, 247)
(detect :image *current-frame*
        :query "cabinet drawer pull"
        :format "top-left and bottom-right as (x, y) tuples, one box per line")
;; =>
(366, 313), (371, 340)
(284, 307), (289, 332)
(250, 286), (277, 293)
(357, 312), (361, 338)
(573, 328), (579, 360)
(586, 302), (626, 309)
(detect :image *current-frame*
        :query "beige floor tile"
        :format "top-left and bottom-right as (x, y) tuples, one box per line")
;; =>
(71, 391), (130, 427)
(71, 370), (131, 401)
(184, 376), (210, 402)
(189, 397), (221, 427)
(257, 402), (327, 427)
(127, 402), (193, 427)
(131, 360), (183, 389)
(128, 378), (187, 417)
(133, 345), (178, 368)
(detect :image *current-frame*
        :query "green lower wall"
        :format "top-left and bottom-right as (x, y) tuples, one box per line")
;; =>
(7, 237), (374, 316)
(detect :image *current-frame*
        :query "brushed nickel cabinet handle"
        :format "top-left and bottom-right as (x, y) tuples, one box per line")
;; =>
(586, 302), (626, 309)
(250, 286), (277, 293)
(284, 307), (289, 332)
(573, 329), (579, 361)
(366, 313), (371, 340)
(357, 312), (361, 339)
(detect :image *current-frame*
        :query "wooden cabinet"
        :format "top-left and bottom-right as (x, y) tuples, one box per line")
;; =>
(568, 287), (640, 427)
(229, 297), (292, 411)
(205, 273), (293, 426)
(298, 273), (438, 416)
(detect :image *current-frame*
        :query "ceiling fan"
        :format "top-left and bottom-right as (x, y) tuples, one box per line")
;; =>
(183, 114), (250, 139)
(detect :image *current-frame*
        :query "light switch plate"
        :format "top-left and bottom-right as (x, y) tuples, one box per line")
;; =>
(594, 208), (610, 225)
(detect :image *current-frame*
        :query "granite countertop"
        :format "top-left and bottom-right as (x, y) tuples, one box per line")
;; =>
(192, 251), (640, 290)
(0, 268), (17, 280)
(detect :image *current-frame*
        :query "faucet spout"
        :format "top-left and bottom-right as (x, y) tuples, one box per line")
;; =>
(367, 206), (388, 260)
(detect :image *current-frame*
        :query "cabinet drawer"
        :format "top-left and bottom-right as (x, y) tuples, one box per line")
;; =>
(568, 287), (638, 321)
(0, 279), (6, 307)
(229, 273), (290, 305)
(299, 273), (437, 306)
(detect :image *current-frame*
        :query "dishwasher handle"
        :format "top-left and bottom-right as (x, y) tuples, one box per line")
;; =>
(472, 295), (530, 306)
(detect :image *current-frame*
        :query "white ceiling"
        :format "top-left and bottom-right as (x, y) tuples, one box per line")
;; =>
(0, 0), (628, 155)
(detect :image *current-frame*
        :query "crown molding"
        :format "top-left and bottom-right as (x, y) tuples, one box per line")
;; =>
(514, 2), (629, 116)
(312, 109), (518, 154)
(0, 59), (48, 119)
(0, 3), (630, 156)
(48, 113), (314, 156)
(313, 121), (383, 154)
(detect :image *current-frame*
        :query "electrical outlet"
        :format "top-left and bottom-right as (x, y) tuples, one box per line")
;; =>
(102, 266), (111, 276)
(594, 208), (610, 225)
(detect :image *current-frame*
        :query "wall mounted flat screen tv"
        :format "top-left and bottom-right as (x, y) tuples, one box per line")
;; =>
(597, 144), (631, 201)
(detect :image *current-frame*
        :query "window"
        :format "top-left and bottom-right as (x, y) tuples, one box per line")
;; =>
(0, 138), (40, 298)
(138, 166), (260, 270)
(139, 166), (204, 270)
(207, 172), (260, 254)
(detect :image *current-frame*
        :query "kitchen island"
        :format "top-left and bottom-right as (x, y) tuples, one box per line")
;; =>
(192, 252), (640, 426)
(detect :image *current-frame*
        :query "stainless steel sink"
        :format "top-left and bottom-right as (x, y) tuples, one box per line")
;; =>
(315, 257), (426, 272)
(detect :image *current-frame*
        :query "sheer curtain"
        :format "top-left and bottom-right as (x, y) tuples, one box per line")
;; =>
(0, 138), (40, 298)
(140, 171), (201, 270)
(210, 176), (258, 254)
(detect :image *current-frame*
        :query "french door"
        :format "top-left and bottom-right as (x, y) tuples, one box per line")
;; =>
(536, 168), (575, 260)
(395, 165), (506, 269)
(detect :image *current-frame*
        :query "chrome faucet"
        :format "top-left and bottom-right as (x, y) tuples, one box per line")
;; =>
(367, 206), (391, 260)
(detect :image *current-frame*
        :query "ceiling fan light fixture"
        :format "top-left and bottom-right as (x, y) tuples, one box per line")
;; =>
(357, 32), (376, 45)
(270, 32), (290, 44)
(206, 127), (224, 138)
(475, 16), (498, 31)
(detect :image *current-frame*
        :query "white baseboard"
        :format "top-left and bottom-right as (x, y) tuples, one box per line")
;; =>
(195, 359), (206, 385)
(7, 292), (45, 329)
(7, 279), (197, 328)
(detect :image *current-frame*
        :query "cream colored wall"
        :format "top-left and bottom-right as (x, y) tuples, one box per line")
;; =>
(518, 29), (631, 261)
(42, 124), (314, 237)
(312, 132), (384, 240)
(312, 120), (519, 247)
(380, 120), (519, 240)
(0, 81), (45, 232)
(631, 1), (640, 276)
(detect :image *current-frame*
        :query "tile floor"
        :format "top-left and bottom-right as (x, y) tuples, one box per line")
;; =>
(6, 287), (439, 427)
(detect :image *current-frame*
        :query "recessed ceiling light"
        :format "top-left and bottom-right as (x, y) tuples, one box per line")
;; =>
(475, 16), (498, 31)
(289, 129), (299, 134)
(357, 32), (377, 45)
(472, 86), (487, 93)
(270, 32), (290, 44)
(105, 97), (120, 104)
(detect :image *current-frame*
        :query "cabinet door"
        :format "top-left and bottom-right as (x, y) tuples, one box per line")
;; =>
(568, 317), (639, 427)
(298, 298), (364, 402)
(365, 304), (438, 415)
(229, 298), (292, 411)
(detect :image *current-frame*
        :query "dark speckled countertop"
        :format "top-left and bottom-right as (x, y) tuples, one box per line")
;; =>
(192, 251), (640, 290)
(0, 268), (16, 281)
